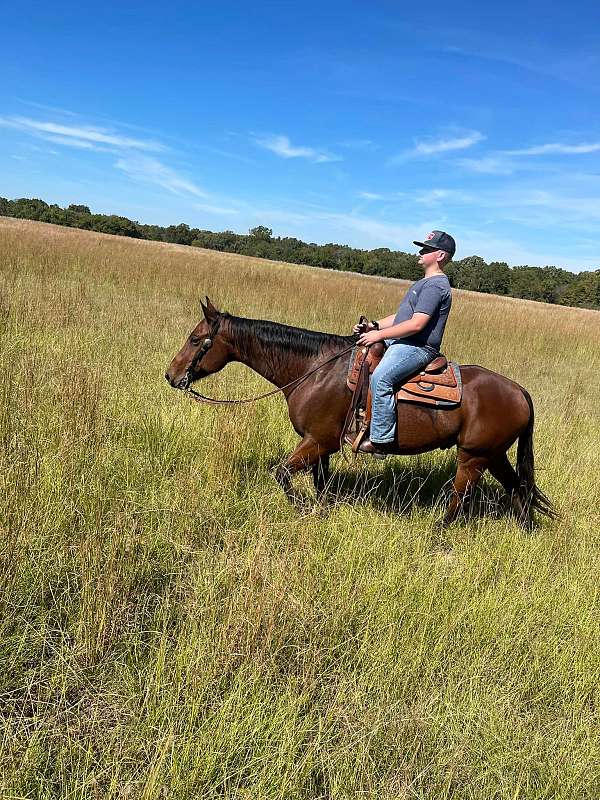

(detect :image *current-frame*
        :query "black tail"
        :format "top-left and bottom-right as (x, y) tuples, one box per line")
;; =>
(516, 389), (558, 521)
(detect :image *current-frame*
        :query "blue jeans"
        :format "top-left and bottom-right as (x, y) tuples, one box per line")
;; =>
(370, 342), (433, 443)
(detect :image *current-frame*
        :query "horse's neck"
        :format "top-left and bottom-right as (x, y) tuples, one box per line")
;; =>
(231, 340), (314, 390)
(226, 320), (325, 389)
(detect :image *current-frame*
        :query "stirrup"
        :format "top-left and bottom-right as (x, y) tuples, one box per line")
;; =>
(351, 424), (369, 454)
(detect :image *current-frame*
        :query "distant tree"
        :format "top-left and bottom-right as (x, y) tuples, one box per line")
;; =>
(67, 204), (91, 214)
(10, 198), (50, 219)
(137, 224), (164, 241)
(163, 223), (194, 245)
(483, 261), (511, 295)
(558, 270), (600, 309)
(90, 214), (141, 238)
(446, 258), (511, 296)
(339, 249), (367, 273)
(446, 255), (488, 291)
(509, 266), (575, 303)
(249, 225), (272, 240)
(541, 267), (576, 304)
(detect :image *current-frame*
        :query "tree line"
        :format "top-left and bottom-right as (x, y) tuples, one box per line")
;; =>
(1, 196), (599, 310)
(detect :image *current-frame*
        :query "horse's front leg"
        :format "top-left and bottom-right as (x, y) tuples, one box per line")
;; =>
(275, 437), (331, 505)
(312, 454), (331, 501)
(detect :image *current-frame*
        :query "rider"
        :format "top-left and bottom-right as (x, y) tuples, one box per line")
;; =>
(354, 230), (455, 454)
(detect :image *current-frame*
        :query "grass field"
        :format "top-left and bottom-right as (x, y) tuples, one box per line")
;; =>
(0, 216), (599, 799)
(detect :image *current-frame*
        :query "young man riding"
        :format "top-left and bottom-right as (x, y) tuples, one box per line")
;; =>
(354, 230), (455, 454)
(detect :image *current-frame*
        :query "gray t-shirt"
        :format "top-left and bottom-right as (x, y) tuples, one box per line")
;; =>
(392, 274), (452, 353)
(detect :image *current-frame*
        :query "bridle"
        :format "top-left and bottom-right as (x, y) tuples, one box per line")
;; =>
(180, 316), (356, 406)
(185, 317), (222, 384)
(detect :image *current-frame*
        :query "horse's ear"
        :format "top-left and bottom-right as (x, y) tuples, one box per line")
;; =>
(200, 296), (219, 321)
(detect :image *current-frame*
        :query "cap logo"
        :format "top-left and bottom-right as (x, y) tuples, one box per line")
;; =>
(425, 232), (435, 240)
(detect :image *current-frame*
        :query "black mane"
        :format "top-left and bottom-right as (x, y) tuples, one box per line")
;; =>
(223, 313), (354, 362)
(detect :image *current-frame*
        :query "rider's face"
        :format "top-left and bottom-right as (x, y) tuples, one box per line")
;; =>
(418, 247), (443, 268)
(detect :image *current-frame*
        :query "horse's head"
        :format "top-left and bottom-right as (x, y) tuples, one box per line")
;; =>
(165, 297), (231, 390)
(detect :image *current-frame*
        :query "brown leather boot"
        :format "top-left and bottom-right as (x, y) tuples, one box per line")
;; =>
(358, 438), (396, 456)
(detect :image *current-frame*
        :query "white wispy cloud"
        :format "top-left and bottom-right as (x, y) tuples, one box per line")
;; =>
(273, 208), (441, 251)
(42, 134), (107, 151)
(456, 138), (600, 175)
(339, 138), (377, 150)
(442, 40), (600, 91)
(0, 116), (164, 152)
(391, 130), (484, 163)
(115, 156), (207, 197)
(502, 188), (600, 223)
(414, 188), (473, 205)
(15, 99), (81, 117)
(452, 226), (567, 268)
(356, 191), (384, 201)
(195, 202), (239, 215)
(1, 111), (217, 203)
(253, 134), (341, 163)
(504, 141), (600, 156)
(456, 156), (516, 175)
(413, 131), (485, 155)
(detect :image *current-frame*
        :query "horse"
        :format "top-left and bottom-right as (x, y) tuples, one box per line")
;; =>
(165, 298), (556, 527)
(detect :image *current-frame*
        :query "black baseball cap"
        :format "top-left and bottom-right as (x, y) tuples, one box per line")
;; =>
(413, 230), (456, 258)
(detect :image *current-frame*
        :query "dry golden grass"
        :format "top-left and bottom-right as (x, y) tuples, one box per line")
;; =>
(0, 216), (599, 799)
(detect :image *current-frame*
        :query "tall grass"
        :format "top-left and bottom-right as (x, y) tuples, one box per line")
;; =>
(0, 217), (599, 799)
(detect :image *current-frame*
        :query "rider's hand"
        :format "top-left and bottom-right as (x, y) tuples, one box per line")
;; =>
(353, 321), (373, 335)
(357, 329), (384, 347)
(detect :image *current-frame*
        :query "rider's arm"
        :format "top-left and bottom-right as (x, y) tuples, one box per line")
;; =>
(381, 279), (447, 339)
(375, 314), (396, 329)
(356, 312), (430, 342)
(353, 313), (396, 334)
(377, 312), (431, 340)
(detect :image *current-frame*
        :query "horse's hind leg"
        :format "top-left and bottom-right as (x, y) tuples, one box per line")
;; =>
(442, 449), (489, 526)
(488, 452), (531, 527)
(275, 437), (331, 504)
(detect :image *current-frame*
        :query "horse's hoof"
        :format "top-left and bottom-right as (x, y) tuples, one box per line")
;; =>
(313, 503), (329, 519)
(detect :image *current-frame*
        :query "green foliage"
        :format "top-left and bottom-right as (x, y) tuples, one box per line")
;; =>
(1, 196), (598, 309)
(508, 266), (576, 304)
(163, 223), (195, 245)
(67, 204), (91, 214)
(446, 257), (512, 295)
(249, 225), (273, 240)
(557, 269), (600, 308)
(485, 261), (512, 295)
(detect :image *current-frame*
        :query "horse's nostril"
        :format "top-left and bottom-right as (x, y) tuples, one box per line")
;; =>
(164, 372), (171, 383)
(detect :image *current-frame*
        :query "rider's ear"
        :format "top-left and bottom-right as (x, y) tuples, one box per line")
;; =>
(201, 296), (219, 321)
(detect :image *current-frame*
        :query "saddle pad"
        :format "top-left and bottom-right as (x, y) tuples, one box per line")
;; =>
(396, 363), (462, 407)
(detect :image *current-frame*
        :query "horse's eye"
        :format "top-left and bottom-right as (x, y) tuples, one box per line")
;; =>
(190, 336), (201, 346)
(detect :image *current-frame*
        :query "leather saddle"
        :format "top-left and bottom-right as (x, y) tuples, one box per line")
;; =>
(345, 341), (462, 451)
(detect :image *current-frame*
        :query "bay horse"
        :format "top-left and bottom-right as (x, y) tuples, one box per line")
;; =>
(165, 298), (556, 527)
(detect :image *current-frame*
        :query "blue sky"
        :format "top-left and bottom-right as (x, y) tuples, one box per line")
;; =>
(3, 0), (600, 271)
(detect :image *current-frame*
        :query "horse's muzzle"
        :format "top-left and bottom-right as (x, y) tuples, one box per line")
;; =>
(165, 371), (190, 390)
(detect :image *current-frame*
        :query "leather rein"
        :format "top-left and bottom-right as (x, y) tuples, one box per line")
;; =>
(183, 317), (356, 406)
